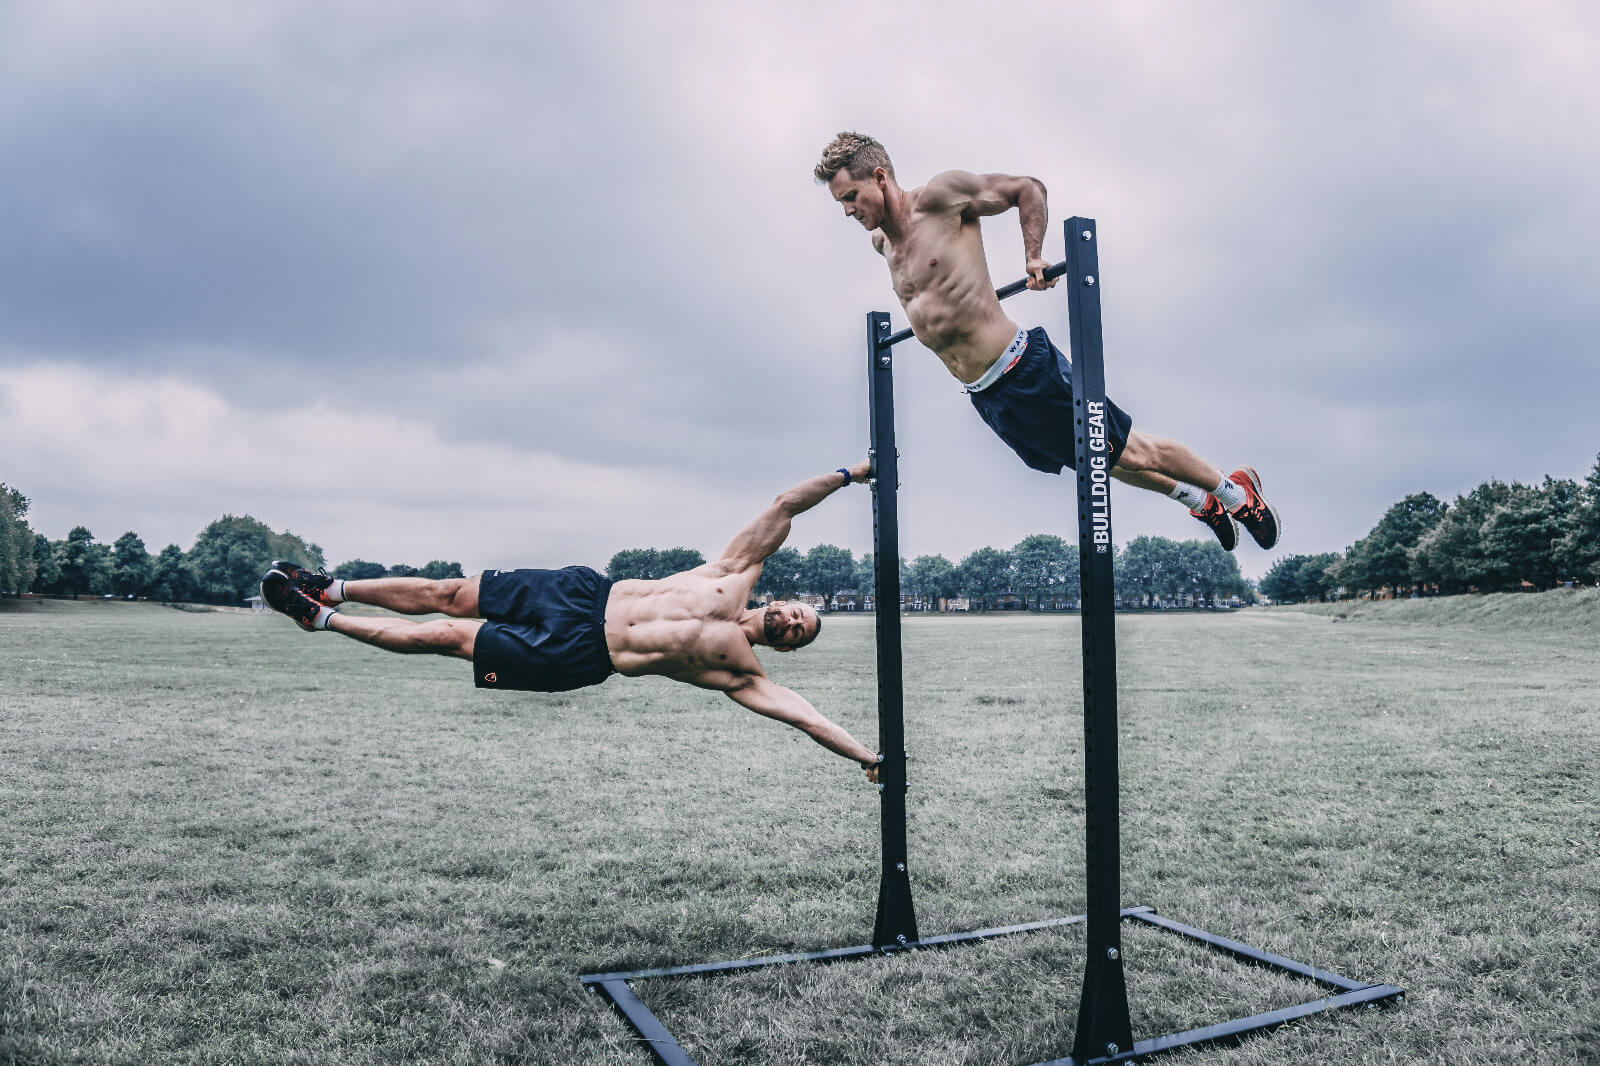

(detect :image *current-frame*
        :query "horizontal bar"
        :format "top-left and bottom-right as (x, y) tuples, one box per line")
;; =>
(1036, 982), (1406, 1065)
(580, 907), (1155, 985)
(589, 979), (697, 1066)
(881, 260), (1072, 347)
(1125, 910), (1371, 993)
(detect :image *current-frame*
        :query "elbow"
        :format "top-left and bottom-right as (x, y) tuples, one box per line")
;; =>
(779, 706), (822, 737)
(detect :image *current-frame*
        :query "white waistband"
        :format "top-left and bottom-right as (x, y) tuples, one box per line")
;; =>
(963, 328), (1030, 393)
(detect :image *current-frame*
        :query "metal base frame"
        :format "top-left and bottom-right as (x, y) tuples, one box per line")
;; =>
(579, 906), (1404, 1066)
(576, 218), (1401, 1064)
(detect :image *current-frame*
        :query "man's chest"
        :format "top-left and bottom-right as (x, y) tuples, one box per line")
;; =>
(885, 216), (975, 297)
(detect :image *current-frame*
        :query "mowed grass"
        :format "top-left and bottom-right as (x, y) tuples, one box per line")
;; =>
(2, 596), (1597, 1065)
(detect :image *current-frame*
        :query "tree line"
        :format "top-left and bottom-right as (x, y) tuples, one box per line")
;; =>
(1260, 454), (1600, 603)
(606, 533), (1251, 609)
(0, 487), (462, 605)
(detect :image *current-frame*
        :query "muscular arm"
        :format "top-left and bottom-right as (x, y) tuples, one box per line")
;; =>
(713, 460), (871, 578)
(921, 170), (1054, 287)
(725, 675), (880, 774)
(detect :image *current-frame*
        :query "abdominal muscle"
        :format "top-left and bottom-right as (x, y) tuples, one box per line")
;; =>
(889, 218), (1020, 383)
(603, 577), (750, 678)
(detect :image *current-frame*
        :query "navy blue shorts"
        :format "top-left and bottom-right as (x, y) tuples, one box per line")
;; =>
(968, 326), (1133, 474)
(473, 566), (616, 692)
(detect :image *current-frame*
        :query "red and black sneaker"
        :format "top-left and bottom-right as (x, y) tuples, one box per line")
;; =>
(261, 570), (330, 632)
(1227, 467), (1281, 550)
(1190, 495), (1239, 552)
(271, 559), (336, 608)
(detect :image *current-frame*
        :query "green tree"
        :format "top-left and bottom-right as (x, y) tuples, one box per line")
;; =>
(1409, 480), (1515, 593)
(1296, 552), (1343, 601)
(1115, 535), (1176, 607)
(185, 515), (274, 603)
(606, 547), (705, 581)
(1188, 541), (1245, 605)
(266, 530), (325, 571)
(147, 544), (195, 602)
(0, 483), (38, 595)
(854, 553), (875, 598)
(655, 547), (706, 575)
(755, 546), (803, 599)
(58, 527), (112, 598)
(1554, 454), (1600, 584)
(1260, 553), (1309, 603)
(906, 554), (957, 606)
(333, 559), (389, 581)
(800, 544), (855, 605)
(1010, 534), (1075, 608)
(110, 532), (155, 598)
(420, 560), (466, 580)
(606, 549), (657, 581)
(1481, 478), (1577, 589)
(954, 546), (1012, 609)
(1342, 491), (1447, 597)
(31, 533), (61, 593)
(386, 564), (421, 578)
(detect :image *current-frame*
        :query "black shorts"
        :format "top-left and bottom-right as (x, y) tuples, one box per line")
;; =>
(967, 326), (1133, 474)
(473, 566), (616, 692)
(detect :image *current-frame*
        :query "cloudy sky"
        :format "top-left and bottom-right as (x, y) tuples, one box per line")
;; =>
(4, 1), (1597, 579)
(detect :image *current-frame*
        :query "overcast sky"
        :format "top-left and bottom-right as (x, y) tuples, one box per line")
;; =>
(4, 1), (1598, 579)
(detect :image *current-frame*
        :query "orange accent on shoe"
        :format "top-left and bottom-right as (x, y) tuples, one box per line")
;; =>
(1225, 466), (1281, 549)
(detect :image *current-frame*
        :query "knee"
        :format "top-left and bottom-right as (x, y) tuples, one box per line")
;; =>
(418, 618), (474, 656)
(432, 578), (473, 614)
(1117, 431), (1157, 472)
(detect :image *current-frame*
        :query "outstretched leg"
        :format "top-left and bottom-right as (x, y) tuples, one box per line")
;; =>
(261, 569), (481, 659)
(1112, 429), (1280, 550)
(327, 614), (480, 660)
(339, 576), (480, 617)
(1113, 430), (1221, 490)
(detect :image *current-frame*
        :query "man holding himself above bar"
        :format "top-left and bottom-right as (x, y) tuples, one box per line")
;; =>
(814, 131), (1280, 552)
(259, 462), (883, 781)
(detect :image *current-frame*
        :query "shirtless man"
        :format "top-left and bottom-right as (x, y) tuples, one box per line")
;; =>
(814, 131), (1280, 552)
(259, 462), (881, 780)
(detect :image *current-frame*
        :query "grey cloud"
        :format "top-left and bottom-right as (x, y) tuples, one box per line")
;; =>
(4, 2), (1600, 576)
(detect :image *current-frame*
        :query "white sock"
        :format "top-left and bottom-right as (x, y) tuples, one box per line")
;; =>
(1211, 474), (1246, 511)
(314, 605), (337, 630)
(326, 579), (347, 604)
(1168, 482), (1211, 511)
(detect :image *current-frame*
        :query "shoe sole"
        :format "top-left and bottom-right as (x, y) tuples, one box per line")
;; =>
(1232, 466), (1282, 549)
(262, 570), (321, 632)
(269, 559), (336, 608)
(1192, 508), (1239, 552)
(1217, 513), (1239, 552)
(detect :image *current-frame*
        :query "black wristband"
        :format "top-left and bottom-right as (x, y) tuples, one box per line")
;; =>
(837, 467), (851, 487)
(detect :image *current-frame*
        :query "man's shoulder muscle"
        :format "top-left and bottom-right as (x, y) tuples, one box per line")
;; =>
(915, 170), (982, 214)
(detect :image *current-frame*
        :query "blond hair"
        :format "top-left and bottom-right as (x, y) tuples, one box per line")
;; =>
(813, 131), (894, 183)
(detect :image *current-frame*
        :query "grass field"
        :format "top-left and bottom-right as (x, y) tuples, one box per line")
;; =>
(3, 595), (1597, 1065)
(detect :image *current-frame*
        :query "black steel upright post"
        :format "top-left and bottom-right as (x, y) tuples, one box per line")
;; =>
(866, 311), (918, 950)
(1063, 218), (1135, 1061)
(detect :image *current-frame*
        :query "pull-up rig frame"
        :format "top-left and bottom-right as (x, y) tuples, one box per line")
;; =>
(579, 218), (1402, 1065)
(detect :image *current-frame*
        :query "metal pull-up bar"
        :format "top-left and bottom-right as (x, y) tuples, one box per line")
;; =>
(880, 260), (1073, 347)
